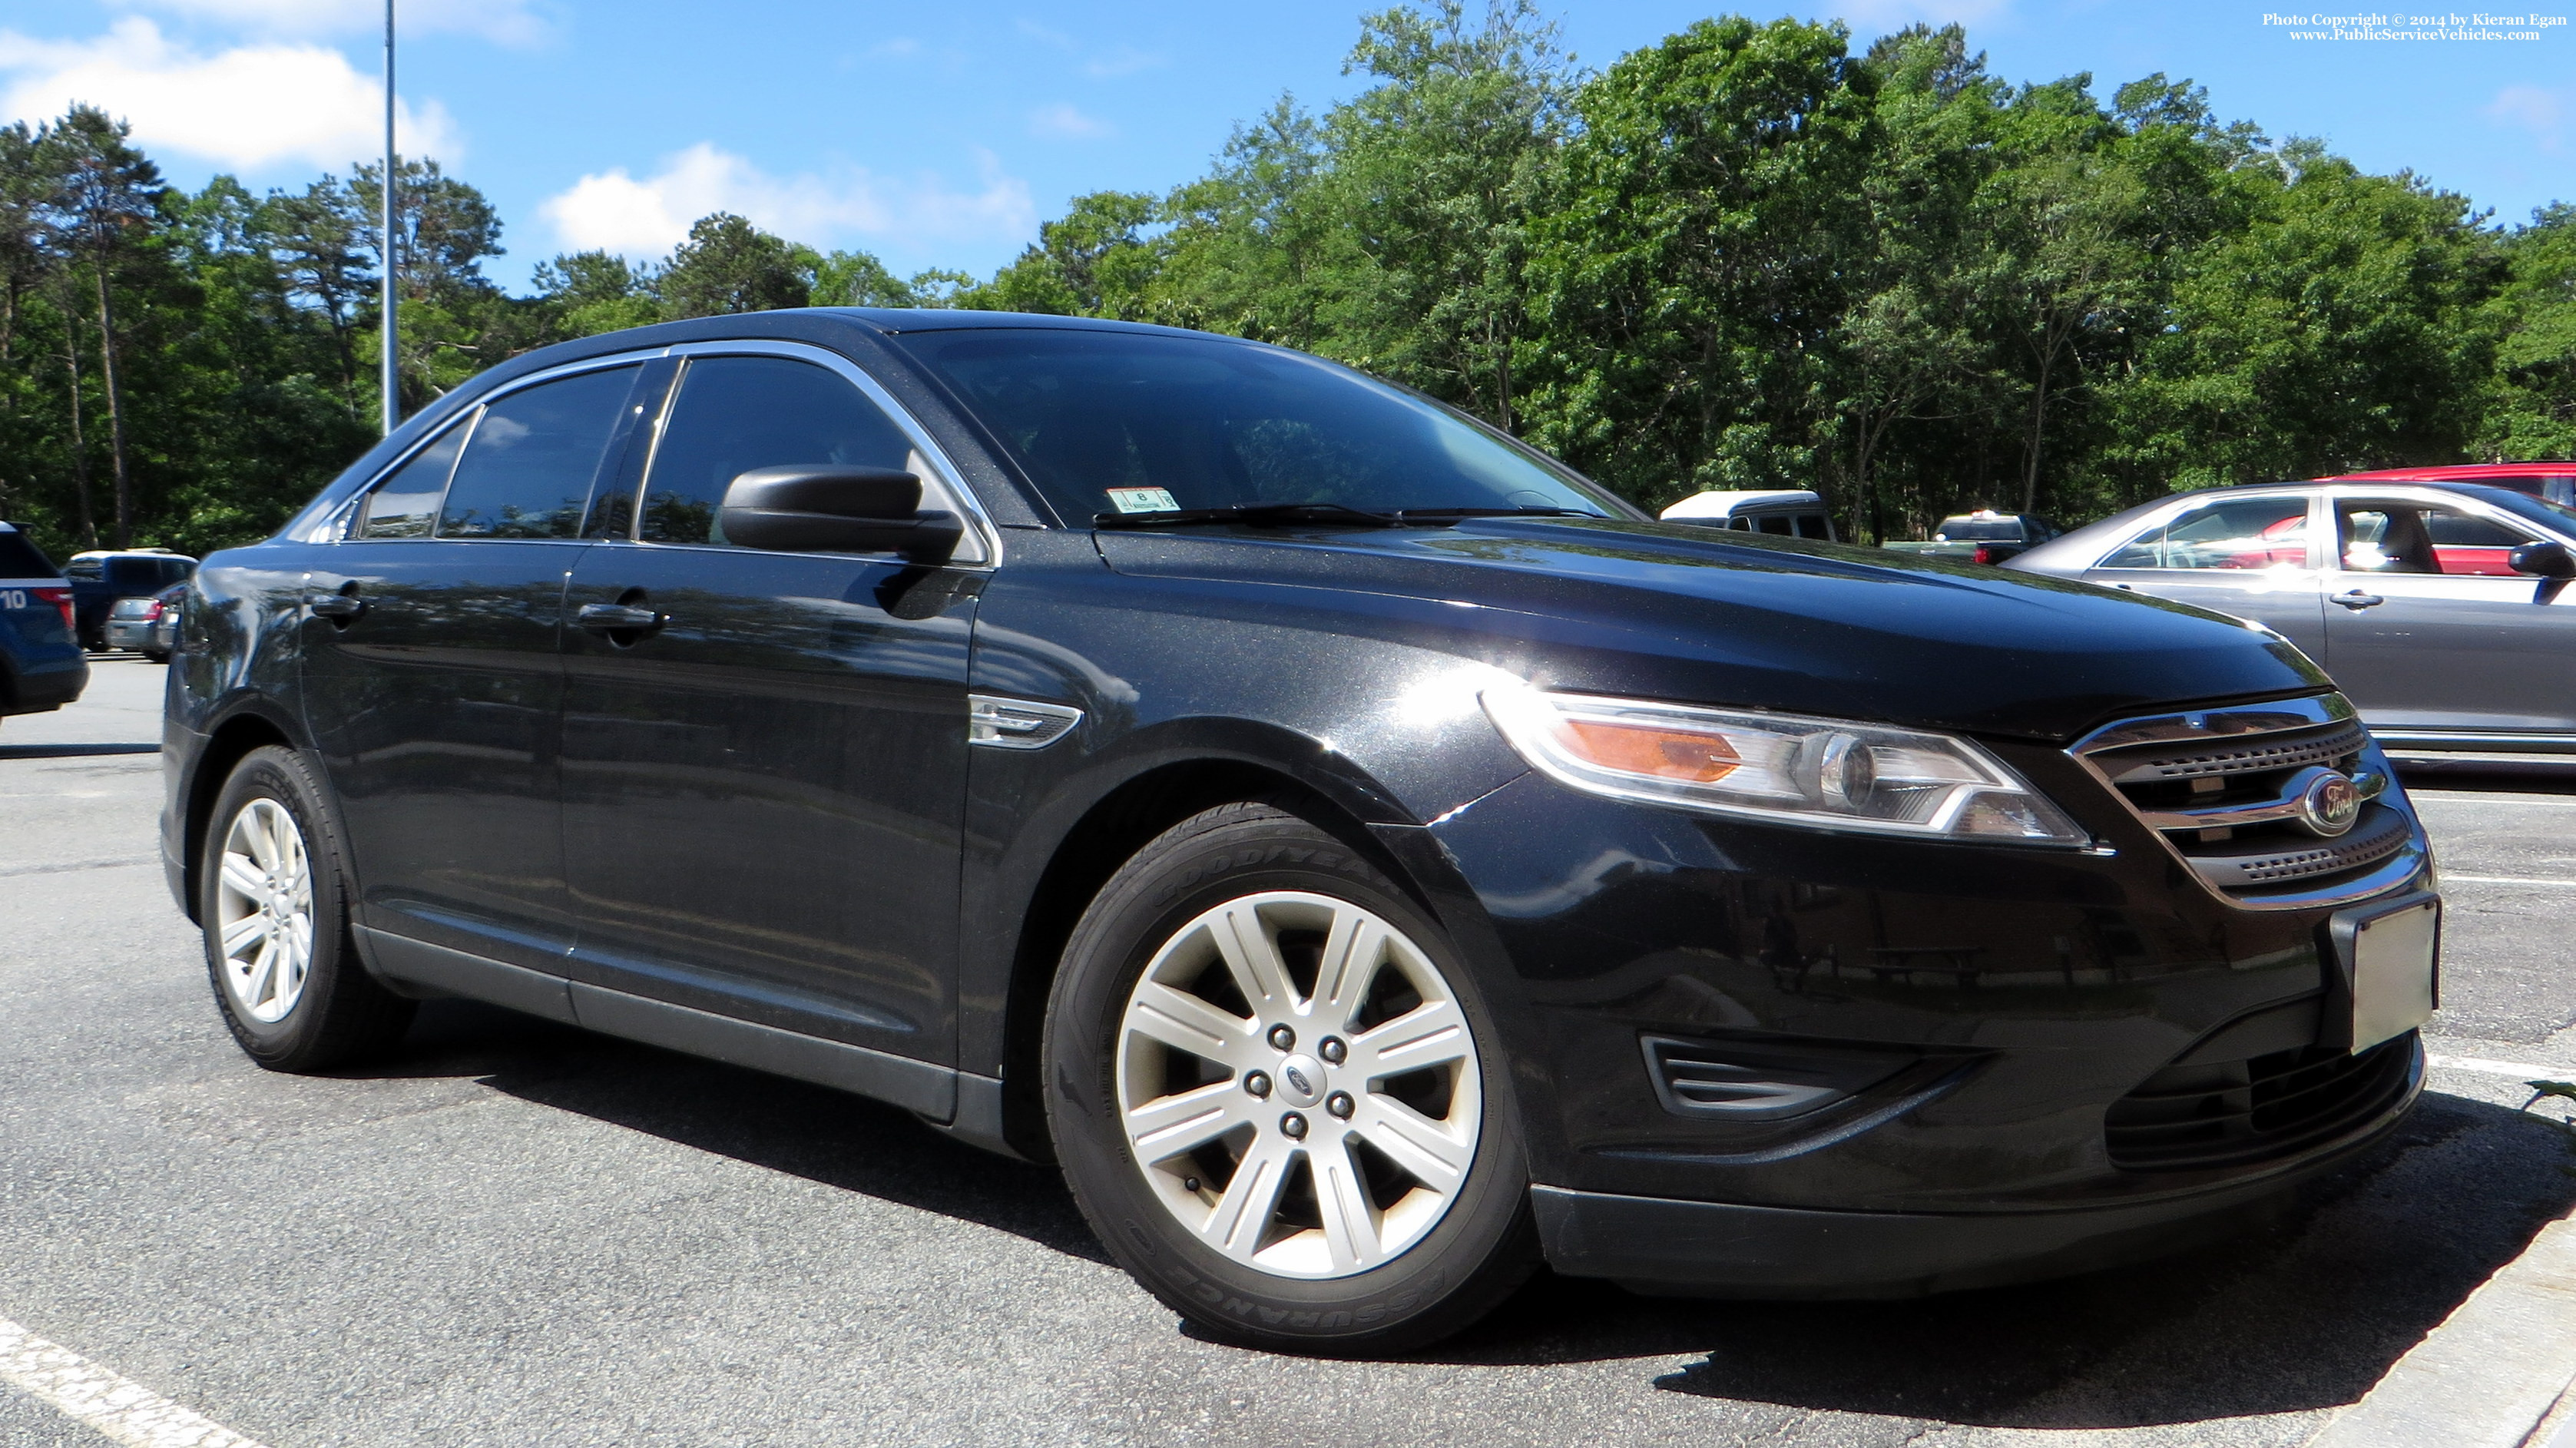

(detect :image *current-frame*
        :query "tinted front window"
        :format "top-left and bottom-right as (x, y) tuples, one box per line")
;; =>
(897, 329), (1610, 522)
(436, 366), (639, 539)
(2104, 497), (2310, 570)
(636, 356), (919, 545)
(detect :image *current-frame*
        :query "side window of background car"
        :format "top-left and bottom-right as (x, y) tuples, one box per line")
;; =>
(633, 357), (920, 545)
(356, 422), (468, 538)
(2339, 501), (2538, 577)
(434, 366), (641, 540)
(2102, 497), (2310, 570)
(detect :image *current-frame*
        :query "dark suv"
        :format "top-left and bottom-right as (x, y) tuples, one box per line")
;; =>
(2, 521), (85, 727)
(164, 311), (2439, 1353)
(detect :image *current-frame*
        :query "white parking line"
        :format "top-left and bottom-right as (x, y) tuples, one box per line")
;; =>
(0, 1318), (267, 1448)
(2429, 1055), (2576, 1082)
(2438, 874), (2576, 887)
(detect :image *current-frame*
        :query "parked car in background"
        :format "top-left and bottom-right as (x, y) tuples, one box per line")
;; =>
(166, 310), (2436, 1355)
(106, 583), (187, 662)
(2327, 462), (2576, 508)
(1658, 489), (1837, 540)
(67, 548), (195, 651)
(1882, 510), (2061, 565)
(1, 520), (88, 728)
(2011, 479), (2576, 761)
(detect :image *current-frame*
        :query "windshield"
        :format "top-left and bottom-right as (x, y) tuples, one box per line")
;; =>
(896, 329), (1617, 523)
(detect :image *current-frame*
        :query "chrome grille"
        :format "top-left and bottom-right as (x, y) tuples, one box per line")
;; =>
(2070, 694), (2425, 910)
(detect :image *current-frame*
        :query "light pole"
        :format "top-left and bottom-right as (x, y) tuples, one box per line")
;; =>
(380, 0), (398, 436)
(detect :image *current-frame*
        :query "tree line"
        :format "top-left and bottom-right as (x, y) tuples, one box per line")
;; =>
(2, 3), (2569, 561)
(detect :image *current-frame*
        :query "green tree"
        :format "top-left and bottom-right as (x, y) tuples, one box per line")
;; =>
(533, 250), (661, 336)
(659, 213), (810, 318)
(41, 104), (167, 545)
(1521, 15), (1878, 509)
(2481, 204), (2576, 459)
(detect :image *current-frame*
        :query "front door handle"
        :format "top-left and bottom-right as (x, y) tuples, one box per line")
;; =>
(2333, 589), (2386, 610)
(311, 585), (366, 624)
(576, 601), (665, 634)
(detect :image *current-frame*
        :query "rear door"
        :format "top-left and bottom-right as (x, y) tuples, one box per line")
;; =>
(2081, 491), (2329, 659)
(2322, 491), (2576, 738)
(305, 360), (661, 970)
(557, 349), (985, 1059)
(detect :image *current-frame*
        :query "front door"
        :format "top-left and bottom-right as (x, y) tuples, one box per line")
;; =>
(558, 352), (980, 1059)
(2323, 493), (2576, 738)
(304, 362), (655, 969)
(2083, 491), (2329, 660)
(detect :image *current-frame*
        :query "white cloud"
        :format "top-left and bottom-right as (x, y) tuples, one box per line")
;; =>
(869, 37), (922, 58)
(0, 18), (460, 170)
(1082, 46), (1164, 78)
(105, 0), (552, 48)
(1028, 102), (1112, 139)
(541, 142), (1036, 259)
(2488, 84), (2567, 151)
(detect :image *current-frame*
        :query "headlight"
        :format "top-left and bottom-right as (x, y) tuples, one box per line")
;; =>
(1481, 687), (2090, 845)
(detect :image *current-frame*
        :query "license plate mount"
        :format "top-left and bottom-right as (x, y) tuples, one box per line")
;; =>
(2327, 892), (2441, 1053)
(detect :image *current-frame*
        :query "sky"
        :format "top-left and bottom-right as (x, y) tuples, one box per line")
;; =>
(0, 0), (2567, 295)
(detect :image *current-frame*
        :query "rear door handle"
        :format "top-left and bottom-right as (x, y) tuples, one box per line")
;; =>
(577, 602), (665, 633)
(2333, 590), (2385, 610)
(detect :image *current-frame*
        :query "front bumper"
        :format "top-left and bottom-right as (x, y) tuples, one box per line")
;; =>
(1423, 725), (2435, 1234)
(1529, 1041), (2412, 1297)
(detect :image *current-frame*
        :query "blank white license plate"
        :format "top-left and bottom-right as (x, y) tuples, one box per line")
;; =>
(2346, 900), (2439, 1052)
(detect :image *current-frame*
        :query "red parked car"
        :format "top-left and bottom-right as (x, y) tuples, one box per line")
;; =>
(2328, 463), (2576, 510)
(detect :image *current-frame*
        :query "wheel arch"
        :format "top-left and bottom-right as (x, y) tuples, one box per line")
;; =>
(180, 701), (307, 923)
(990, 748), (1433, 1162)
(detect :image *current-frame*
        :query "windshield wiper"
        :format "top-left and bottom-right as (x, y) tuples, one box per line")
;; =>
(1093, 502), (1406, 529)
(1091, 502), (1608, 530)
(1388, 506), (1606, 521)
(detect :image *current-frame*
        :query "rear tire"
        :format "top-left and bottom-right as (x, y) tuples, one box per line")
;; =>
(1044, 802), (1535, 1354)
(200, 745), (413, 1070)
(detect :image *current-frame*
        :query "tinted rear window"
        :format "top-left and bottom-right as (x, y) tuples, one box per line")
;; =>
(0, 530), (58, 580)
(1935, 518), (2024, 541)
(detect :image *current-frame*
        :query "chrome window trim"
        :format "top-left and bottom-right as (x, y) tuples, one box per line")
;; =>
(2078, 488), (2327, 575)
(324, 340), (998, 566)
(328, 349), (661, 544)
(654, 339), (997, 568)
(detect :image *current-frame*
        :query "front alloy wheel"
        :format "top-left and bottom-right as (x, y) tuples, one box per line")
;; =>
(214, 797), (316, 1023)
(1048, 802), (1534, 1354)
(1117, 890), (1482, 1279)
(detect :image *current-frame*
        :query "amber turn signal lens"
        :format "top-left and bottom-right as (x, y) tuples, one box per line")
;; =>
(1559, 718), (1743, 783)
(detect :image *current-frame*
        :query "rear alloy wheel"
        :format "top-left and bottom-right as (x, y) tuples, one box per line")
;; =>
(1047, 803), (1534, 1354)
(200, 745), (414, 1069)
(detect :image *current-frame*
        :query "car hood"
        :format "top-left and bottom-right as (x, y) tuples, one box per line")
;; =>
(1094, 517), (2326, 742)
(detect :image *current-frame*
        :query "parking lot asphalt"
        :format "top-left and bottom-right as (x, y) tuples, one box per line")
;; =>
(5, 658), (2574, 1448)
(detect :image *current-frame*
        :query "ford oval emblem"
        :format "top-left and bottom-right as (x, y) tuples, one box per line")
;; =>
(2299, 770), (2361, 837)
(1283, 1064), (1313, 1097)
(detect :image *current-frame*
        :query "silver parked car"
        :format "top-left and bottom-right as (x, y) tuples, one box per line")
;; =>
(2011, 481), (2576, 761)
(101, 583), (185, 663)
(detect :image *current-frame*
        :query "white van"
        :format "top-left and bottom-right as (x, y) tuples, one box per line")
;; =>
(1658, 489), (1837, 541)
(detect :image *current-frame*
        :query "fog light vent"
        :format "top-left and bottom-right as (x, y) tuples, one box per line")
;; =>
(1640, 1034), (1910, 1123)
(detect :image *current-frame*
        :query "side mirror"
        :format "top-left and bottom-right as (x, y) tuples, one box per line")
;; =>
(718, 466), (962, 564)
(2509, 541), (2576, 579)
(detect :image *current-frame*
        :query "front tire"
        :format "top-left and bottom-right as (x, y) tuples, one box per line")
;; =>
(1045, 803), (1535, 1354)
(200, 745), (413, 1070)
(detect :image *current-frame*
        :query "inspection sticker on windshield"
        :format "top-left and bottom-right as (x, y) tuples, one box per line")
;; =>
(1106, 487), (1181, 514)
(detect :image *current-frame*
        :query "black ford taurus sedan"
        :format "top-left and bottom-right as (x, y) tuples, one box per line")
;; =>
(162, 310), (2439, 1353)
